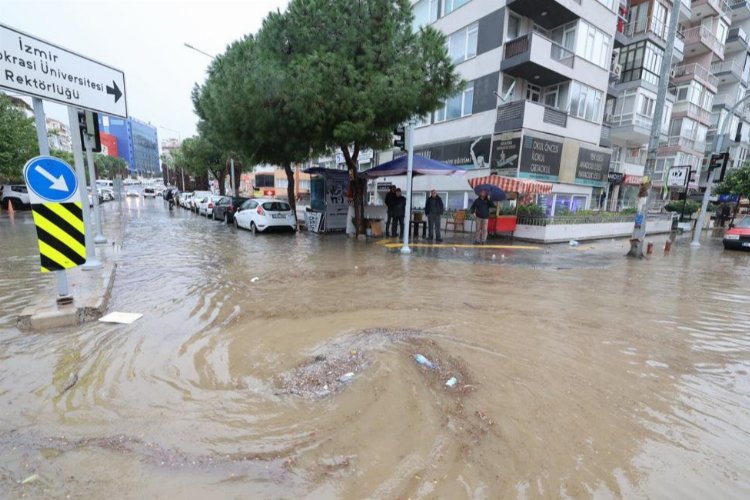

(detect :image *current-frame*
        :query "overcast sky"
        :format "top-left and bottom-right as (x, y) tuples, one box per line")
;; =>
(3, 0), (289, 142)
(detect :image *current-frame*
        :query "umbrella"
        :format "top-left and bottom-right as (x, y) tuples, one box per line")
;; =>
(473, 183), (506, 202)
(362, 154), (467, 178)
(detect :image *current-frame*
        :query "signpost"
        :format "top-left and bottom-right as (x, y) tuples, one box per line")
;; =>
(0, 22), (127, 117)
(23, 156), (87, 303)
(2, 22), (127, 304)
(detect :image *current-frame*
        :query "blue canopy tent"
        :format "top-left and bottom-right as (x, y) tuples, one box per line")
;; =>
(361, 155), (467, 178)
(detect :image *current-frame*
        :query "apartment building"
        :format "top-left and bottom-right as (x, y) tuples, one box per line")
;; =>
(46, 117), (72, 153)
(399, 0), (619, 215)
(706, 1), (750, 183)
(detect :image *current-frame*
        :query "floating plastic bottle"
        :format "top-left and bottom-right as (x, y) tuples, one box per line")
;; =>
(414, 354), (434, 369)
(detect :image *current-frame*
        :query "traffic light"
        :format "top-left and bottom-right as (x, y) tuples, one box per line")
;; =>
(393, 125), (405, 151)
(78, 111), (101, 153)
(708, 152), (729, 182)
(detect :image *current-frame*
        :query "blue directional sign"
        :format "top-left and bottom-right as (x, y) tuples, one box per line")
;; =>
(23, 156), (79, 204)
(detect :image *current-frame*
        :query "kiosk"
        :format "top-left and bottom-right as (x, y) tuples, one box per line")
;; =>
(303, 168), (351, 233)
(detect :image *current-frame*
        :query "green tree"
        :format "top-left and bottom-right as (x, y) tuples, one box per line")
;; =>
(93, 154), (128, 180)
(193, 31), (313, 211)
(0, 93), (38, 182)
(273, 0), (462, 233)
(178, 135), (229, 194)
(716, 164), (750, 199)
(49, 149), (74, 166)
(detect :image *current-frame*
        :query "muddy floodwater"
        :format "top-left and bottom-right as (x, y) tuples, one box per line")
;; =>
(1, 200), (750, 499)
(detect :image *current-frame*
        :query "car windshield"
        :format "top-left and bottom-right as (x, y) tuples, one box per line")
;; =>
(262, 202), (291, 211)
(736, 217), (750, 229)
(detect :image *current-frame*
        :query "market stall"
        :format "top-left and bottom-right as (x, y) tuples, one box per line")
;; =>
(468, 175), (553, 239)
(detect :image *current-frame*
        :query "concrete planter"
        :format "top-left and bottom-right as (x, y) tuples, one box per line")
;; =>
(514, 216), (674, 243)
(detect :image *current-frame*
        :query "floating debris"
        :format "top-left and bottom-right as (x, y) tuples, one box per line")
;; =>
(445, 377), (458, 388)
(414, 354), (435, 369)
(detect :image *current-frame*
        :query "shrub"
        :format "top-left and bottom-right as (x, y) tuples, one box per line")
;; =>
(665, 200), (701, 214)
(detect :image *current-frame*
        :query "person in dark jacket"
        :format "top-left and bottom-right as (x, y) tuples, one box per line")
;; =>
(424, 189), (444, 242)
(384, 185), (397, 237)
(390, 188), (406, 239)
(470, 190), (495, 244)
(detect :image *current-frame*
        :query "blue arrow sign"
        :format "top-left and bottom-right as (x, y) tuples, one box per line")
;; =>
(23, 156), (79, 203)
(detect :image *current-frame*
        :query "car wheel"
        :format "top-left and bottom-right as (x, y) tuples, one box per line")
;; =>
(250, 221), (257, 235)
(225, 213), (230, 224)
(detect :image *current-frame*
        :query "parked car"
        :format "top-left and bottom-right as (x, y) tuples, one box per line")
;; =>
(190, 191), (212, 212)
(178, 192), (194, 208)
(100, 188), (115, 201)
(143, 187), (157, 198)
(723, 216), (750, 250)
(0, 184), (30, 208)
(234, 198), (296, 233)
(198, 195), (222, 217)
(213, 196), (249, 223)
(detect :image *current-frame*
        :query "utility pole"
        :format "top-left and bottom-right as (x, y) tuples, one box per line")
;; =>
(401, 118), (416, 255)
(626, 4), (681, 258)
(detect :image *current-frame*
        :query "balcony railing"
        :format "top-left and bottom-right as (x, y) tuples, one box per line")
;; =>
(682, 25), (724, 58)
(673, 102), (712, 124)
(497, 100), (524, 122)
(543, 106), (568, 127)
(708, 0), (733, 18)
(504, 33), (575, 68)
(624, 16), (667, 39)
(496, 99), (570, 130)
(726, 26), (748, 46)
(672, 63), (719, 88)
(659, 136), (706, 152)
(504, 35), (529, 59)
(711, 58), (745, 79)
(609, 112), (654, 129)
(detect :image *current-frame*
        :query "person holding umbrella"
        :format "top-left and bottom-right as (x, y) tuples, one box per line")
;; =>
(470, 189), (495, 244)
(424, 189), (444, 242)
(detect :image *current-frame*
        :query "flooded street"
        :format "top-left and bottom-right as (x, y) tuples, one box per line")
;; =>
(2, 200), (750, 499)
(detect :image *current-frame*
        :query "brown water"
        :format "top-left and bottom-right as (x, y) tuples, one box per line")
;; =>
(1, 201), (750, 499)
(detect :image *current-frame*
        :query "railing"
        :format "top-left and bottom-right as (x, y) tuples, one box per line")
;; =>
(682, 25), (724, 58)
(711, 58), (744, 78)
(729, 0), (748, 6)
(726, 26), (748, 45)
(709, 0), (733, 18)
(659, 135), (706, 152)
(504, 35), (529, 59)
(550, 43), (575, 67)
(600, 124), (611, 142)
(609, 112), (654, 129)
(673, 102), (712, 124)
(624, 16), (667, 39)
(672, 63), (719, 88)
(543, 106), (568, 127)
(496, 100), (524, 122)
(516, 213), (672, 226)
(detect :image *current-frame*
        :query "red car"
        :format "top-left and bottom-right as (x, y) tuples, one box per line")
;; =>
(723, 216), (750, 250)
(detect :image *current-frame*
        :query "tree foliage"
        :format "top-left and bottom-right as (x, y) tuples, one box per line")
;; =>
(0, 93), (38, 182)
(94, 154), (128, 180)
(716, 165), (750, 198)
(178, 135), (231, 194)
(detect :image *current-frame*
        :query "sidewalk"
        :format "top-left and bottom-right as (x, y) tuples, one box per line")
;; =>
(17, 202), (126, 331)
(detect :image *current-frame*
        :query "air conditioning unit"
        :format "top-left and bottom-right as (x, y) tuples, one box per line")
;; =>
(670, 67), (677, 78)
(612, 64), (622, 78)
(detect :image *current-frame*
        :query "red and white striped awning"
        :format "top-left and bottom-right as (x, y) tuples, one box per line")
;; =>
(468, 175), (553, 194)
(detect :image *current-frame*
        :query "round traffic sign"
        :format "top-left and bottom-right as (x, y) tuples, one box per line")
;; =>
(23, 156), (79, 204)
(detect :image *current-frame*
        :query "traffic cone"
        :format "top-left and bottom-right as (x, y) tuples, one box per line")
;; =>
(7, 200), (14, 216)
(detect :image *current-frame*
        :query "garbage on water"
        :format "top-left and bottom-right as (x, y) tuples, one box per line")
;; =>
(338, 372), (355, 383)
(20, 474), (39, 485)
(99, 312), (142, 324)
(250, 277), (260, 283)
(569, 240), (580, 246)
(414, 354), (435, 369)
(445, 377), (458, 387)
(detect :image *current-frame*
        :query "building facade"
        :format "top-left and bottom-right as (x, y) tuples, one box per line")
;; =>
(98, 115), (160, 177)
(45, 117), (72, 153)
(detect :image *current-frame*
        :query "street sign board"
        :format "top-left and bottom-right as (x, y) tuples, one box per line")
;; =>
(23, 156), (86, 272)
(0, 23), (127, 117)
(667, 165), (690, 188)
(23, 156), (82, 204)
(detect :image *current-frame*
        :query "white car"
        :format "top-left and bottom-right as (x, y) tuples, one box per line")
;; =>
(234, 198), (296, 233)
(179, 192), (194, 208)
(190, 191), (212, 212)
(126, 188), (139, 197)
(0, 184), (30, 208)
(100, 188), (115, 201)
(143, 187), (157, 198)
(198, 195), (222, 217)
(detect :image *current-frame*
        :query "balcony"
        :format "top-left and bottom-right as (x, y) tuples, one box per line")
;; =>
(501, 33), (577, 86)
(725, 26), (749, 54)
(506, 0), (579, 30)
(600, 123), (612, 148)
(691, 0), (733, 24)
(495, 99), (602, 144)
(681, 25), (725, 60)
(623, 16), (668, 44)
(658, 135), (707, 154)
(729, 0), (750, 22)
(608, 112), (654, 143)
(672, 63), (718, 91)
(713, 92), (747, 113)
(711, 57), (745, 84)
(671, 101), (713, 125)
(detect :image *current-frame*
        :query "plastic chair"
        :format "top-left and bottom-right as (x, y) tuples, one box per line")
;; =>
(445, 210), (466, 232)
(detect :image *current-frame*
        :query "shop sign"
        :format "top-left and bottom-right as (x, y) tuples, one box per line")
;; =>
(623, 174), (644, 185)
(519, 135), (562, 182)
(376, 182), (393, 191)
(575, 147), (611, 186)
(397, 136), (491, 168)
(489, 137), (520, 175)
(607, 172), (624, 184)
(666, 165), (690, 188)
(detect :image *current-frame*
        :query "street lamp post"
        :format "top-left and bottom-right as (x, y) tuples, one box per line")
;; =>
(691, 93), (750, 246)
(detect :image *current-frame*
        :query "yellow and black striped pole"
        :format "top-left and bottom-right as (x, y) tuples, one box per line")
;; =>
(30, 202), (87, 272)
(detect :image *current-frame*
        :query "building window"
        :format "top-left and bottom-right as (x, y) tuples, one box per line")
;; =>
(544, 85), (560, 108)
(255, 174), (274, 188)
(507, 14), (520, 41)
(501, 75), (516, 100)
(416, 113), (432, 127)
(435, 82), (474, 122)
(448, 23), (478, 64)
(275, 178), (289, 189)
(619, 40), (663, 87)
(568, 81), (603, 122)
(640, 95), (655, 117)
(412, 0), (439, 31)
(443, 0), (470, 15)
(575, 20), (611, 69)
(526, 83), (541, 103)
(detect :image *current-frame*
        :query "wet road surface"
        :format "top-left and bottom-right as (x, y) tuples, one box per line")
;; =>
(1, 199), (750, 499)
